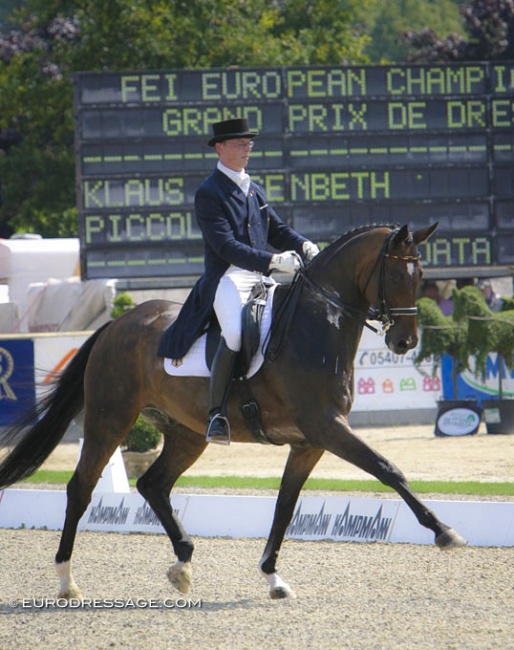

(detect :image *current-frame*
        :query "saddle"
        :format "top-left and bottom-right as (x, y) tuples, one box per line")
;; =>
(205, 281), (279, 445)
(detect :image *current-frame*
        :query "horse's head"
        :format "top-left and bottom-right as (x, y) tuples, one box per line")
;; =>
(364, 223), (438, 355)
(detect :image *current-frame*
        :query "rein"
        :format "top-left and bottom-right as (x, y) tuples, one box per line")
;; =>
(302, 228), (420, 335)
(265, 227), (421, 361)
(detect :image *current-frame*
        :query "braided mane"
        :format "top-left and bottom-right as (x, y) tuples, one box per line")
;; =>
(308, 223), (398, 269)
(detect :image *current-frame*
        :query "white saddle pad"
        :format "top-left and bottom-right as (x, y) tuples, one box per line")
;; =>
(163, 284), (277, 379)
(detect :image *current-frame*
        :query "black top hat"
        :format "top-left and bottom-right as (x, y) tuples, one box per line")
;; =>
(208, 118), (259, 147)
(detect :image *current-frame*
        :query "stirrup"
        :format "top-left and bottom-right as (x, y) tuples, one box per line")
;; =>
(206, 412), (231, 445)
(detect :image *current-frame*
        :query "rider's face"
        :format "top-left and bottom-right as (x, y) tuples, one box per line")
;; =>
(216, 138), (254, 172)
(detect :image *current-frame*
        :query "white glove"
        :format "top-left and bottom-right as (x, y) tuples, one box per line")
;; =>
(303, 240), (320, 261)
(270, 251), (302, 274)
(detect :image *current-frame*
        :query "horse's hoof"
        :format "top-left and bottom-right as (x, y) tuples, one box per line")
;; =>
(270, 585), (296, 600)
(167, 561), (192, 594)
(436, 528), (467, 549)
(57, 583), (83, 601)
(262, 571), (296, 600)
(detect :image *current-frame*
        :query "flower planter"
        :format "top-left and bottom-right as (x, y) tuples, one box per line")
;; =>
(434, 399), (482, 437)
(482, 399), (514, 435)
(122, 449), (160, 478)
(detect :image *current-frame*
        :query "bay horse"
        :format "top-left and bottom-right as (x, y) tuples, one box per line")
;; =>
(0, 223), (466, 601)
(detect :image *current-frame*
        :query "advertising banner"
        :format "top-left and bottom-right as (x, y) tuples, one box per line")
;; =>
(33, 334), (89, 399)
(1, 489), (513, 547)
(441, 353), (514, 401)
(0, 338), (35, 426)
(352, 328), (439, 411)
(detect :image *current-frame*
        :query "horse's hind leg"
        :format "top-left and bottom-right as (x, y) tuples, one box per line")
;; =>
(260, 444), (324, 599)
(136, 421), (207, 595)
(55, 411), (137, 600)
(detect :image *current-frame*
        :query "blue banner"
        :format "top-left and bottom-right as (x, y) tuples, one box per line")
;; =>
(0, 339), (35, 426)
(441, 353), (514, 404)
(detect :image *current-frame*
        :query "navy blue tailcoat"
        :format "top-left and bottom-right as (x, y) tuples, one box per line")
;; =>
(157, 169), (307, 359)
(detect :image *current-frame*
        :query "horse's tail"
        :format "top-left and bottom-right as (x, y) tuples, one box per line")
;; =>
(0, 321), (112, 488)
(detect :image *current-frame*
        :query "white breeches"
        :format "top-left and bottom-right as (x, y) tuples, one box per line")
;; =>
(213, 267), (275, 352)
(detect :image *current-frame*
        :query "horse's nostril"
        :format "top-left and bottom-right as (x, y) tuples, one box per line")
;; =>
(396, 340), (408, 354)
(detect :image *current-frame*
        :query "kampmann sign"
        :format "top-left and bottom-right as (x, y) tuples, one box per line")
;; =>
(2, 490), (513, 547)
(286, 498), (399, 542)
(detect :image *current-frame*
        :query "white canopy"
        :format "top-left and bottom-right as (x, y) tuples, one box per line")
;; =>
(0, 238), (114, 333)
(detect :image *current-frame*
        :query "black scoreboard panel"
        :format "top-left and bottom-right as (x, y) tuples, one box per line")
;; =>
(73, 63), (514, 281)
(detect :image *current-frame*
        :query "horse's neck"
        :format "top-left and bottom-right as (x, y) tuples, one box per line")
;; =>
(308, 243), (369, 312)
(272, 281), (365, 370)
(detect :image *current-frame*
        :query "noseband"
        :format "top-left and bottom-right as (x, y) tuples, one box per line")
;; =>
(300, 228), (420, 335)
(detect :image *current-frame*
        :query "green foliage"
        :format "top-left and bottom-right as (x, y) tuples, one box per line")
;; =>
(453, 285), (514, 386)
(419, 284), (514, 399)
(110, 292), (135, 319)
(365, 0), (463, 63)
(500, 296), (514, 312)
(0, 0), (21, 25)
(0, 13), (76, 235)
(402, 0), (514, 62)
(415, 296), (467, 371)
(122, 415), (161, 453)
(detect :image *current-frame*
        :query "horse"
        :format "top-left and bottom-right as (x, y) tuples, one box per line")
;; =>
(0, 223), (466, 601)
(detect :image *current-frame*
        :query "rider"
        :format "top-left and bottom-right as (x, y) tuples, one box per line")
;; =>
(158, 117), (319, 444)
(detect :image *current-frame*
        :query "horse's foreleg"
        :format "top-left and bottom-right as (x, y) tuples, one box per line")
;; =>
(260, 444), (324, 599)
(318, 415), (466, 548)
(136, 423), (207, 595)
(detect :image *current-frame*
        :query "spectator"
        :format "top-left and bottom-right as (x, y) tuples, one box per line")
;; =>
(437, 280), (455, 316)
(420, 281), (440, 302)
(419, 280), (453, 315)
(477, 279), (503, 312)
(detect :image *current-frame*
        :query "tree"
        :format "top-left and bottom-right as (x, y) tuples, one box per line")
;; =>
(0, 0), (374, 237)
(0, 1), (21, 26)
(0, 12), (78, 236)
(401, 0), (514, 62)
(365, 0), (463, 63)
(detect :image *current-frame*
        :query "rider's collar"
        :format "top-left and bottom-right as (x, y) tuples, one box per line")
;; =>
(217, 161), (250, 196)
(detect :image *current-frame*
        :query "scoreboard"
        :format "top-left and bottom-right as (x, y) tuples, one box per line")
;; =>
(73, 63), (514, 282)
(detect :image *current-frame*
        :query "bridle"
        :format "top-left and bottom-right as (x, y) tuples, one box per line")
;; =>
(300, 228), (420, 335)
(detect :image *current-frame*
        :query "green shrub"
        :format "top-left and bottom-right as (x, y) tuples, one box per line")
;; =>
(122, 415), (161, 452)
(111, 292), (135, 318)
(415, 296), (467, 397)
(500, 296), (514, 312)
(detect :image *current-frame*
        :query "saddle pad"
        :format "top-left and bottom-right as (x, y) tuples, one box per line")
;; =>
(163, 284), (277, 379)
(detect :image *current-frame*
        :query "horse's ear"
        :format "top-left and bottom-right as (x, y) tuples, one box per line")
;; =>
(390, 224), (411, 247)
(412, 222), (438, 245)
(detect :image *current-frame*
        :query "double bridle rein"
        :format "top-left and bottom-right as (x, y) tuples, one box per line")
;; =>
(300, 228), (420, 335)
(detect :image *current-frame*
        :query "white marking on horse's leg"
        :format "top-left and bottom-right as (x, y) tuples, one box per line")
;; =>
(261, 570), (296, 600)
(436, 528), (467, 549)
(167, 560), (192, 594)
(55, 561), (83, 600)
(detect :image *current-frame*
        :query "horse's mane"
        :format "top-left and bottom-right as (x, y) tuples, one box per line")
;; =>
(308, 223), (398, 270)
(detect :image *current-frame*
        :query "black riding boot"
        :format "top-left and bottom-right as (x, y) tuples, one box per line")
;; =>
(206, 337), (237, 445)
